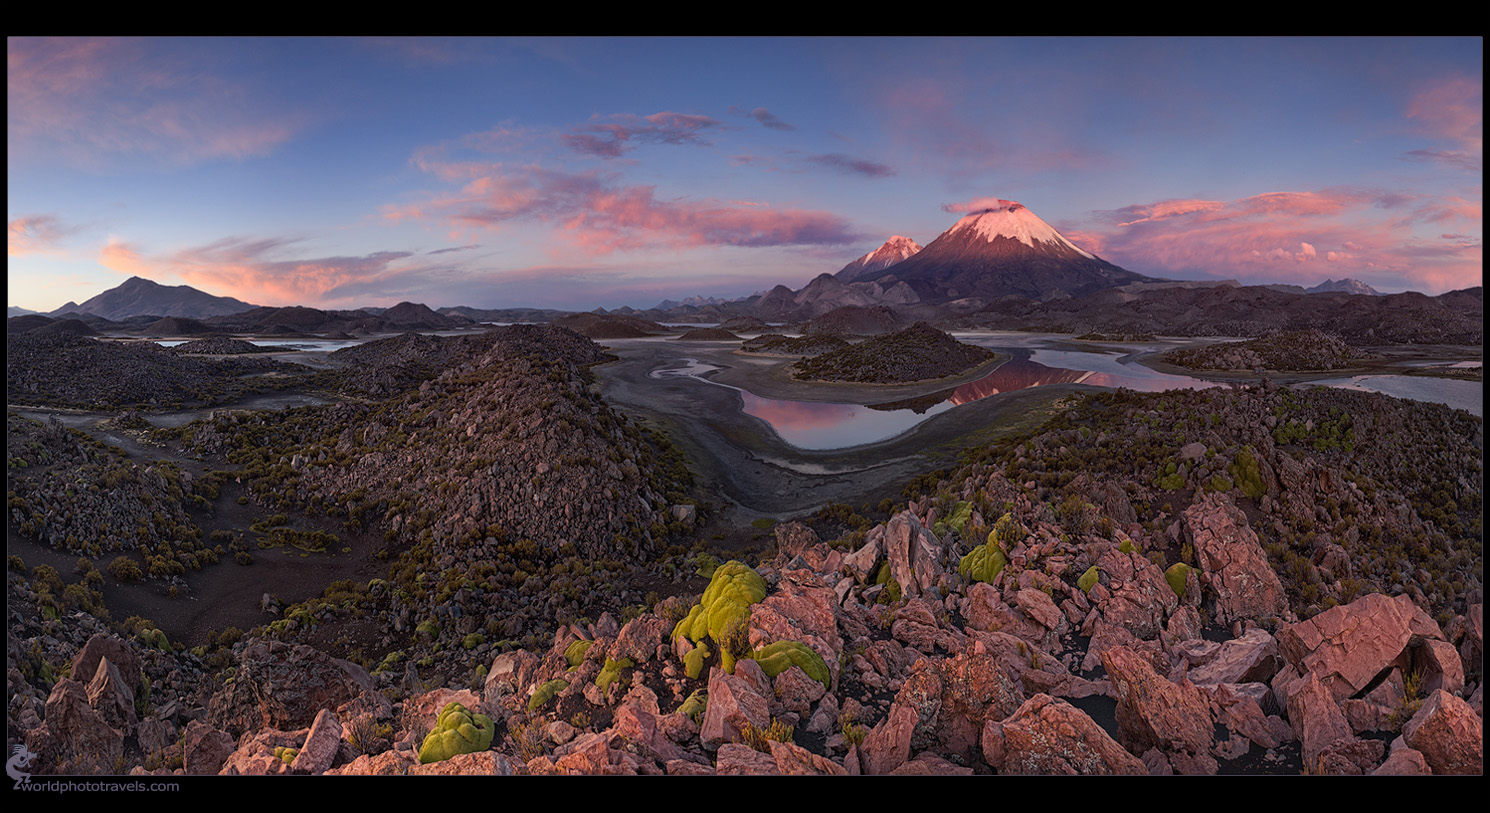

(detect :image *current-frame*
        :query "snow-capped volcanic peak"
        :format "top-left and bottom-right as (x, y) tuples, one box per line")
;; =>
(949, 200), (1095, 260)
(836, 235), (924, 281)
(858, 235), (922, 265)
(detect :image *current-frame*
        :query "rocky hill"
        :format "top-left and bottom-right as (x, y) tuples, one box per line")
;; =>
(792, 323), (996, 384)
(801, 305), (912, 337)
(1161, 330), (1376, 372)
(6, 332), (309, 409)
(7, 380), (1481, 777)
(550, 313), (668, 339)
(738, 334), (850, 358)
(172, 337), (278, 355)
(178, 326), (693, 562)
(675, 328), (740, 341)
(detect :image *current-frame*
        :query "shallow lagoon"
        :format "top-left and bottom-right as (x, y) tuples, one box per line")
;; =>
(1302, 374), (1481, 417)
(652, 340), (1222, 450)
(650, 332), (1481, 450)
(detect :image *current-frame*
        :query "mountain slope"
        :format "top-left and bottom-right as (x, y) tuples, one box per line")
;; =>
(836, 235), (923, 282)
(1307, 278), (1382, 296)
(54, 276), (258, 321)
(873, 201), (1153, 303)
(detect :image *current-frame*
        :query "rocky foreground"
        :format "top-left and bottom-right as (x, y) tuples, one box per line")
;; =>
(8, 493), (1481, 777)
(5, 327), (1481, 777)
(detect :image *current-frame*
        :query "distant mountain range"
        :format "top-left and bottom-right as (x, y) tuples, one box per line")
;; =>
(4, 210), (1461, 345)
(1306, 278), (1383, 296)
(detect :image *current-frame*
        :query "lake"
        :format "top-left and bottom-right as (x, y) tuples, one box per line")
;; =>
(651, 340), (1223, 450)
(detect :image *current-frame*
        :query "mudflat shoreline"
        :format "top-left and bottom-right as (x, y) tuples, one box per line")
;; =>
(591, 337), (1079, 520)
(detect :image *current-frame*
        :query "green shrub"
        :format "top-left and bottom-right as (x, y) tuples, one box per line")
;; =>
(671, 561), (767, 649)
(958, 540), (1009, 585)
(1164, 563), (1193, 597)
(748, 641), (830, 691)
(990, 513), (1027, 547)
(527, 678), (569, 712)
(108, 556), (144, 583)
(417, 702), (495, 764)
(1078, 566), (1100, 594)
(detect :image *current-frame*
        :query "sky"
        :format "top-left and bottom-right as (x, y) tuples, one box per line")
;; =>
(7, 36), (1483, 313)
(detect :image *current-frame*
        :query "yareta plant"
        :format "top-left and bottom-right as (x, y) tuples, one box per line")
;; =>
(417, 702), (495, 764)
(672, 560), (767, 647)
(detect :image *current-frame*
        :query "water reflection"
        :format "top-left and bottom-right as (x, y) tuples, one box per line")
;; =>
(652, 348), (1220, 451)
(1303, 375), (1482, 417)
(739, 392), (956, 450)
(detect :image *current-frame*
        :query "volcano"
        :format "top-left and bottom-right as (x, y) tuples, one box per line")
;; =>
(873, 201), (1153, 303)
(835, 235), (923, 282)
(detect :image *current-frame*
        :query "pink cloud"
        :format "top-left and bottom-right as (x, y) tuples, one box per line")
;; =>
(7, 37), (301, 167)
(98, 236), (156, 276)
(941, 197), (1023, 215)
(390, 163), (860, 255)
(96, 233), (425, 308)
(8, 214), (84, 256)
(1091, 188), (1482, 294)
(1406, 75), (1483, 151)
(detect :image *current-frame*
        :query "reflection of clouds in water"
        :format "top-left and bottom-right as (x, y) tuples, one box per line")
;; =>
(739, 390), (956, 450)
(648, 344), (1222, 450)
(739, 392), (860, 431)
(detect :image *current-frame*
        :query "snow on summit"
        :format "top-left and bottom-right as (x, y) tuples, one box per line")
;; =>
(950, 200), (1096, 260)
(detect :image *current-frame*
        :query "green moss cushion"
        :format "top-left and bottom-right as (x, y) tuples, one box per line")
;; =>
(683, 642), (711, 680)
(958, 543), (1009, 585)
(594, 657), (634, 690)
(417, 702), (494, 764)
(749, 640), (830, 690)
(678, 689), (708, 722)
(1078, 566), (1100, 594)
(564, 639), (593, 670)
(933, 501), (974, 539)
(672, 560), (767, 645)
(1164, 562), (1194, 597)
(527, 678), (570, 712)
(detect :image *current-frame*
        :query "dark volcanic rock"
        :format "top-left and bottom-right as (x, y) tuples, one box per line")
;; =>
(551, 312), (667, 338)
(6, 331), (306, 408)
(792, 322), (996, 384)
(676, 328), (740, 341)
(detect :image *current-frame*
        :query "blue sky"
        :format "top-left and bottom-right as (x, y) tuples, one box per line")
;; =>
(8, 36), (1482, 312)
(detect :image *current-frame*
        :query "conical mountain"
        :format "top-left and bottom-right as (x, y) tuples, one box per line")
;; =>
(53, 276), (258, 321)
(874, 201), (1152, 303)
(835, 235), (923, 282)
